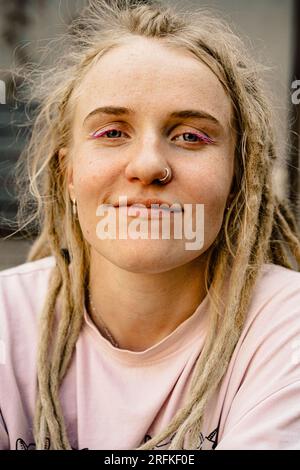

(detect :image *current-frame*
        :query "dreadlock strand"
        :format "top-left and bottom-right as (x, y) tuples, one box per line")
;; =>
(34, 264), (65, 449)
(47, 211), (88, 449)
(276, 206), (300, 263)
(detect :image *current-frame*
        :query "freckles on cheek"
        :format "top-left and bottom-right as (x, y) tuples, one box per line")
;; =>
(190, 172), (217, 198)
(207, 160), (232, 192)
(194, 175), (230, 216)
(73, 153), (115, 188)
(198, 180), (229, 240)
(73, 164), (99, 190)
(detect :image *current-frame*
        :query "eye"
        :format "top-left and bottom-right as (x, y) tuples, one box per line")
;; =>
(89, 127), (214, 145)
(90, 128), (127, 139)
(172, 131), (214, 145)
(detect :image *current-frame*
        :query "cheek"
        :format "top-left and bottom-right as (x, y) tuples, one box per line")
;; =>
(72, 152), (116, 200)
(203, 175), (230, 210)
(190, 162), (232, 208)
(186, 160), (233, 237)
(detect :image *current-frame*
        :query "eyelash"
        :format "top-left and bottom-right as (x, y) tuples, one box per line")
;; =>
(89, 128), (214, 145)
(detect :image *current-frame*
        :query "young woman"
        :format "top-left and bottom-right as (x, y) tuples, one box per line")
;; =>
(0, 0), (300, 450)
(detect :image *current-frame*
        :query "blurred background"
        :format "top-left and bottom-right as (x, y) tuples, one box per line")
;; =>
(0, 0), (299, 270)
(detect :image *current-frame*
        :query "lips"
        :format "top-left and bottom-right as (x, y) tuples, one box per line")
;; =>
(113, 198), (183, 211)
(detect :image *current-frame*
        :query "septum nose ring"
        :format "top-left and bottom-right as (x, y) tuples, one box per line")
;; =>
(158, 167), (171, 184)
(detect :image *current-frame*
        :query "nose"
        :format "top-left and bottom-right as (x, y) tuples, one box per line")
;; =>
(124, 133), (171, 185)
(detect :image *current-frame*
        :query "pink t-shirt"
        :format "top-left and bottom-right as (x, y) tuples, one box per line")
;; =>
(0, 256), (300, 450)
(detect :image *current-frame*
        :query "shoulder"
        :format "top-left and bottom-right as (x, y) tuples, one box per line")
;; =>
(232, 263), (300, 388)
(0, 256), (56, 338)
(259, 262), (300, 286)
(216, 265), (300, 446)
(246, 263), (300, 325)
(0, 255), (56, 297)
(0, 257), (57, 421)
(0, 255), (55, 280)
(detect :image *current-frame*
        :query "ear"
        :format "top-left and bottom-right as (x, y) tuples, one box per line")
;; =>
(58, 147), (75, 201)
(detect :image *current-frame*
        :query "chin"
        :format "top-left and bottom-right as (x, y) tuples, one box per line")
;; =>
(95, 238), (202, 273)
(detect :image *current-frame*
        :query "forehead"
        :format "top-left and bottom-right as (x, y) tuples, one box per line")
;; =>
(73, 36), (233, 128)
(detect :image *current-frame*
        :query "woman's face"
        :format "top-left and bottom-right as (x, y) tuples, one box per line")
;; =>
(64, 36), (236, 273)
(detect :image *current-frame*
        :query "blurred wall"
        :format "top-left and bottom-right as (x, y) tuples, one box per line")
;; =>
(1, 0), (293, 108)
(0, 1), (294, 103)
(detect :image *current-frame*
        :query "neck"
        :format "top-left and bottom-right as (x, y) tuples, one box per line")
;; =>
(88, 249), (209, 352)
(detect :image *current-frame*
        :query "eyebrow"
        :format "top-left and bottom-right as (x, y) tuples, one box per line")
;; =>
(83, 106), (222, 129)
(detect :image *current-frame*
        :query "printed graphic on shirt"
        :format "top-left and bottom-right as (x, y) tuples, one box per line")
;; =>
(143, 425), (219, 450)
(15, 438), (88, 450)
(15, 425), (219, 450)
(16, 438), (50, 450)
